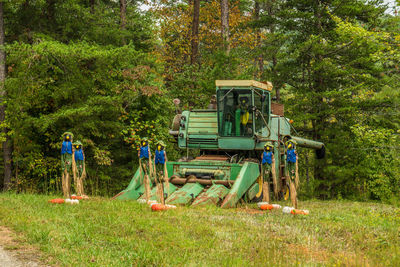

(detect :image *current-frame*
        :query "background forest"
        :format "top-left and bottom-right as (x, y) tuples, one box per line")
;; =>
(0, 0), (399, 203)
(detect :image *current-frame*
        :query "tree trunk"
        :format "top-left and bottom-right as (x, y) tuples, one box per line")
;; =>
(253, 1), (264, 80)
(253, 1), (260, 79)
(313, 2), (327, 198)
(120, 0), (127, 45)
(191, 0), (200, 65)
(89, 0), (95, 14)
(273, 56), (279, 101)
(266, 0), (280, 101)
(46, 0), (56, 22)
(220, 0), (230, 54)
(0, 3), (12, 191)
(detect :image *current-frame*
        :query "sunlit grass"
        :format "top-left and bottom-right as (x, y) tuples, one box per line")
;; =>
(0, 193), (399, 266)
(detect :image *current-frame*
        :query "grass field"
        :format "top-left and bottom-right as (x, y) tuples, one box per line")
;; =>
(0, 193), (399, 266)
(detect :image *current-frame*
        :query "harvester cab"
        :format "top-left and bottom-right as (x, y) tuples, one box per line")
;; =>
(115, 80), (325, 208)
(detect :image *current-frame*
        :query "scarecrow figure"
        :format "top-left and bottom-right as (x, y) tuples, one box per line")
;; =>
(235, 96), (253, 136)
(261, 142), (278, 202)
(138, 137), (153, 201)
(235, 96), (251, 136)
(154, 141), (168, 204)
(286, 139), (299, 208)
(61, 132), (74, 198)
(73, 140), (86, 196)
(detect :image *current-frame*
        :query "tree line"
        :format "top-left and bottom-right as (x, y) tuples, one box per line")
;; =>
(0, 0), (399, 202)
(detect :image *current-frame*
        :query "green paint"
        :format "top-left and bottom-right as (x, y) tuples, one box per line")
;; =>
(218, 137), (255, 150)
(124, 168), (142, 191)
(116, 184), (144, 200)
(186, 110), (219, 149)
(235, 108), (241, 136)
(115, 168), (143, 200)
(246, 182), (260, 202)
(192, 184), (229, 206)
(166, 183), (204, 205)
(221, 162), (260, 208)
(291, 136), (324, 149)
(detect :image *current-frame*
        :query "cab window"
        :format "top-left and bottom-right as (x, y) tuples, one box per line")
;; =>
(217, 89), (254, 137)
(254, 89), (269, 134)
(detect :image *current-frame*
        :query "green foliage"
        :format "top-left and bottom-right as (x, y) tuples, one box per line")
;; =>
(350, 125), (400, 202)
(122, 109), (171, 149)
(253, 0), (400, 201)
(5, 40), (169, 195)
(165, 49), (255, 110)
(4, 0), (152, 49)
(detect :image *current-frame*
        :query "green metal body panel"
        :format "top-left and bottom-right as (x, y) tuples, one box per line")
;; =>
(116, 183), (144, 200)
(164, 182), (178, 197)
(166, 183), (204, 205)
(166, 163), (174, 178)
(124, 168), (141, 191)
(115, 168), (143, 200)
(218, 137), (255, 150)
(192, 184), (230, 206)
(246, 182), (260, 201)
(178, 110), (219, 149)
(221, 162), (260, 208)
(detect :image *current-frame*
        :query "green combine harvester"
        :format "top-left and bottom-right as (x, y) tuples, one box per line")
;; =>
(115, 80), (325, 208)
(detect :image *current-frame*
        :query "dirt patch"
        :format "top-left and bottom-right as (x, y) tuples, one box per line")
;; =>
(236, 207), (265, 215)
(287, 243), (369, 266)
(287, 243), (329, 263)
(0, 227), (14, 245)
(0, 226), (48, 266)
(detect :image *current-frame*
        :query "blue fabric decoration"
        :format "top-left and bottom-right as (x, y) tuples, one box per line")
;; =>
(262, 151), (273, 164)
(287, 149), (297, 163)
(154, 150), (165, 164)
(74, 149), (84, 161)
(140, 146), (149, 159)
(61, 141), (72, 155)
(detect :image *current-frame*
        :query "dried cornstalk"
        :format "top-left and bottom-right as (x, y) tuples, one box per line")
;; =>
(271, 158), (278, 198)
(295, 160), (300, 190)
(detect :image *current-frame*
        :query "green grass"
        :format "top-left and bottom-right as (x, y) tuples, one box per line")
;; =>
(0, 193), (399, 266)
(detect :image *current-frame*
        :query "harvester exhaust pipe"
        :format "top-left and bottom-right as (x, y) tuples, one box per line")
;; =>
(287, 136), (325, 159)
